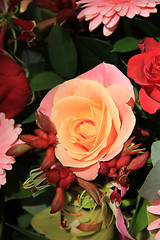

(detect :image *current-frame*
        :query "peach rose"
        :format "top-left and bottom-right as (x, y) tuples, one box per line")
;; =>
(38, 63), (135, 180)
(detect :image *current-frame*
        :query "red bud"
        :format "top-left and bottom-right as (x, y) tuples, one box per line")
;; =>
(20, 134), (49, 149)
(41, 147), (55, 171)
(59, 178), (71, 189)
(6, 143), (32, 156)
(35, 111), (57, 134)
(60, 166), (69, 179)
(50, 187), (64, 214)
(127, 151), (149, 171)
(105, 158), (116, 168)
(46, 169), (60, 184)
(99, 162), (109, 174)
(34, 129), (48, 140)
(116, 155), (131, 169)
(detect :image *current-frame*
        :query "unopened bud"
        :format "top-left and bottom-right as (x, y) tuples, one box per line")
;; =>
(127, 151), (149, 171)
(116, 155), (131, 169)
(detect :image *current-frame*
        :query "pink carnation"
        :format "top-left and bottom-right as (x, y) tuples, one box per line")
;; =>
(0, 113), (22, 188)
(77, 0), (160, 36)
(147, 190), (160, 240)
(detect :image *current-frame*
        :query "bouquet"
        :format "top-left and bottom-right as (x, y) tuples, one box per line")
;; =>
(1, 0), (160, 240)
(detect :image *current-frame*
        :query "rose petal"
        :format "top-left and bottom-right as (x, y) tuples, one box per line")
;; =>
(138, 37), (158, 53)
(104, 84), (135, 156)
(38, 86), (58, 117)
(127, 53), (150, 86)
(79, 63), (134, 99)
(139, 87), (160, 114)
(71, 163), (99, 180)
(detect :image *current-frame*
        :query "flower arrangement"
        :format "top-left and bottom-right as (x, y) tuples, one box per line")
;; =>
(1, 0), (160, 240)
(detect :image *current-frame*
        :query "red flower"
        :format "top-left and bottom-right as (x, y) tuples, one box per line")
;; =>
(0, 0), (36, 47)
(127, 37), (160, 114)
(0, 49), (31, 118)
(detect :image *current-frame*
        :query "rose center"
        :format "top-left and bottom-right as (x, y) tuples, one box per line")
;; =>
(76, 121), (96, 139)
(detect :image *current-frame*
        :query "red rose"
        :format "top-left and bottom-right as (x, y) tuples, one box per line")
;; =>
(127, 37), (160, 114)
(0, 49), (31, 118)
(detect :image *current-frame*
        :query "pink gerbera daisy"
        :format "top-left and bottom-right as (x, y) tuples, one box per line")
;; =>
(77, 0), (160, 36)
(147, 190), (160, 240)
(0, 113), (22, 188)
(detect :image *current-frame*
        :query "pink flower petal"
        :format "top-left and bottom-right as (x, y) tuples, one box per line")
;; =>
(148, 218), (160, 231)
(103, 21), (119, 36)
(77, 0), (160, 36)
(0, 113), (22, 186)
(79, 63), (134, 99)
(89, 14), (103, 31)
(115, 206), (135, 240)
(38, 86), (58, 117)
(107, 14), (120, 28)
(155, 230), (160, 240)
(71, 162), (99, 180)
(147, 204), (160, 215)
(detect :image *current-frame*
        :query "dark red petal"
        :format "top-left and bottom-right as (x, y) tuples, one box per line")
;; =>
(0, 50), (31, 118)
(0, 0), (5, 10)
(110, 187), (121, 205)
(33, 0), (59, 12)
(10, 18), (35, 31)
(8, 0), (23, 12)
(76, 177), (102, 205)
(15, 31), (35, 42)
(0, 74), (31, 118)
(0, 24), (7, 49)
(50, 187), (64, 214)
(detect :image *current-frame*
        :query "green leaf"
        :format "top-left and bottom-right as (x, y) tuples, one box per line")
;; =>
(48, 25), (78, 79)
(151, 141), (160, 166)
(127, 196), (149, 239)
(28, 62), (46, 81)
(30, 71), (64, 92)
(139, 160), (160, 201)
(112, 37), (139, 52)
(17, 213), (33, 228)
(7, 224), (49, 240)
(34, 7), (56, 22)
(131, 17), (160, 37)
(75, 35), (119, 72)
